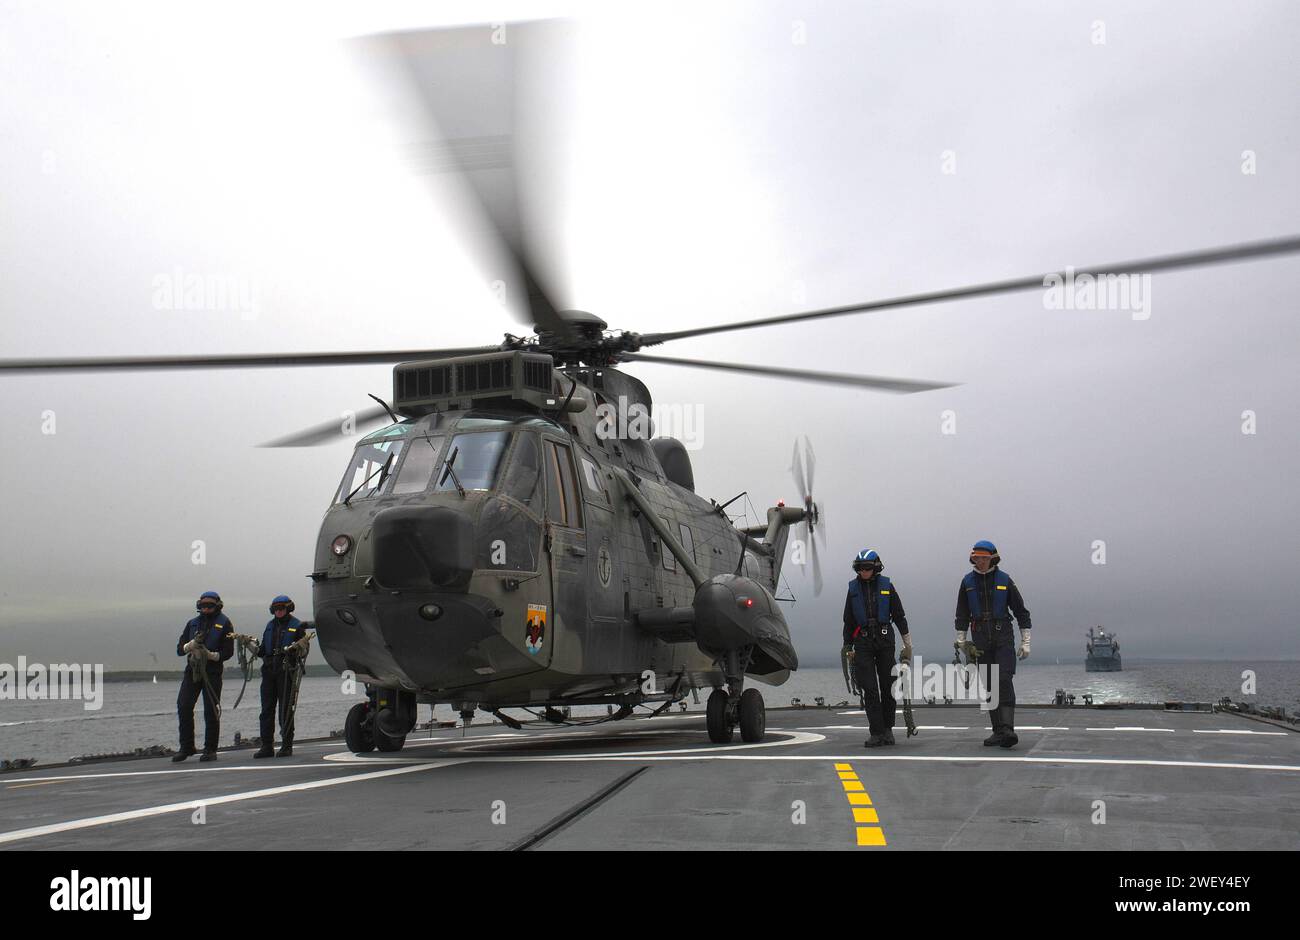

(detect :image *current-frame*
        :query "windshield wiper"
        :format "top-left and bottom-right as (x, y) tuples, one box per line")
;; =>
(438, 446), (466, 498)
(344, 452), (394, 506)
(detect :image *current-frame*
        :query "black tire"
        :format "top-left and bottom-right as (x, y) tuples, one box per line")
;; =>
(706, 689), (733, 744)
(375, 724), (406, 752)
(344, 702), (375, 753)
(738, 688), (765, 742)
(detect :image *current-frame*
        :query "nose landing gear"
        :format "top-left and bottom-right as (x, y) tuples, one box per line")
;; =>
(344, 687), (416, 753)
(704, 647), (765, 744)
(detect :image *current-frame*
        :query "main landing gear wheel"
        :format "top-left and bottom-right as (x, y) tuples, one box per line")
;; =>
(738, 688), (765, 742)
(374, 721), (406, 752)
(706, 689), (733, 744)
(344, 702), (375, 753)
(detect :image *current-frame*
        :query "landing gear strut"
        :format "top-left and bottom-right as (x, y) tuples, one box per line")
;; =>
(705, 646), (765, 744)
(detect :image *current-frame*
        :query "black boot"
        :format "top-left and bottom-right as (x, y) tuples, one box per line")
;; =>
(983, 708), (1006, 747)
(253, 744), (274, 759)
(199, 750), (217, 762)
(276, 743), (294, 758)
(864, 734), (886, 748)
(999, 705), (1019, 748)
(882, 729), (896, 745)
(171, 748), (196, 763)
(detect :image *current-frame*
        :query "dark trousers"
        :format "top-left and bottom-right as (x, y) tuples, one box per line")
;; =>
(973, 621), (1017, 714)
(178, 667), (223, 752)
(853, 639), (897, 735)
(260, 667), (295, 746)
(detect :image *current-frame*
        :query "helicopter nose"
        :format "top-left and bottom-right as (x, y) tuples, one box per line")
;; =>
(371, 505), (475, 591)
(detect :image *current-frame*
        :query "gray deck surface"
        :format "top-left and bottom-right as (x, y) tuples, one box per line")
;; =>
(3, 706), (1298, 850)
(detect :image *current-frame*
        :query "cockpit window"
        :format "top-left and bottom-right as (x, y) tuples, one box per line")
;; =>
(335, 439), (405, 504)
(391, 435), (445, 495)
(433, 431), (511, 493)
(499, 433), (542, 510)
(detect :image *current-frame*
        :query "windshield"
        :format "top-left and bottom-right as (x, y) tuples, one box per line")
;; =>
(434, 431), (511, 493)
(392, 435), (445, 495)
(335, 438), (405, 504)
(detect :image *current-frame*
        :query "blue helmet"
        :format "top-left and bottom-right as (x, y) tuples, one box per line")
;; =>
(269, 594), (295, 615)
(196, 591), (223, 613)
(970, 540), (1000, 565)
(852, 548), (883, 573)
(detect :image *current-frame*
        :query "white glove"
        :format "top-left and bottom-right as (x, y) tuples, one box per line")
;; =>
(1018, 630), (1031, 660)
(182, 638), (199, 653)
(206, 649), (220, 662)
(900, 636), (914, 658)
(955, 630), (967, 646)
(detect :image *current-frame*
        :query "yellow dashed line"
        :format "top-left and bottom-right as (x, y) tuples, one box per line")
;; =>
(835, 763), (887, 847)
(856, 827), (887, 846)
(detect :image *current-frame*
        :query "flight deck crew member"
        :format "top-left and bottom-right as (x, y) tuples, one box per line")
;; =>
(842, 549), (912, 747)
(174, 590), (235, 762)
(955, 540), (1031, 748)
(254, 595), (310, 758)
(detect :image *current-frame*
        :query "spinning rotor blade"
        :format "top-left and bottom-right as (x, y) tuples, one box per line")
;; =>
(639, 234), (1300, 346)
(622, 353), (955, 393)
(802, 435), (816, 500)
(790, 437), (823, 595)
(809, 531), (823, 596)
(357, 22), (579, 338)
(0, 346), (500, 373)
(257, 405), (391, 448)
(791, 439), (808, 502)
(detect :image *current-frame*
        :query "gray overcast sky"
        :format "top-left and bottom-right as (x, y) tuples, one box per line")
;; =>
(1, 0), (1298, 670)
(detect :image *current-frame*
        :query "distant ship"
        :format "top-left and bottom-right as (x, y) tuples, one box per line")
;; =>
(1085, 626), (1121, 672)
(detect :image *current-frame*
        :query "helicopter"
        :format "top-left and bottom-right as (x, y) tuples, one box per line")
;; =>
(2, 21), (1299, 750)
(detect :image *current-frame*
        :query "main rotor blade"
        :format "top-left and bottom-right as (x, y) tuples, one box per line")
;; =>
(620, 353), (955, 393)
(358, 23), (575, 337)
(639, 234), (1300, 346)
(258, 405), (391, 448)
(0, 346), (501, 373)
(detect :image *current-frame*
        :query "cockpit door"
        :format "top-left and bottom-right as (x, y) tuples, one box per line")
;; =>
(542, 438), (588, 652)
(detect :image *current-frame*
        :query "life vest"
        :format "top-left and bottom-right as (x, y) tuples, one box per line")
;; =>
(848, 575), (893, 637)
(185, 614), (233, 650)
(962, 569), (1012, 622)
(261, 615), (304, 654)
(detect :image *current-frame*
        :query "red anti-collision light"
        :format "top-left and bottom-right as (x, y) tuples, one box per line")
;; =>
(737, 596), (753, 609)
(331, 534), (351, 557)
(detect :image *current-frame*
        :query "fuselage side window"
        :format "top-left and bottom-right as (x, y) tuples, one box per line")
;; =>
(545, 440), (584, 529)
(660, 516), (676, 572)
(678, 523), (695, 564)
